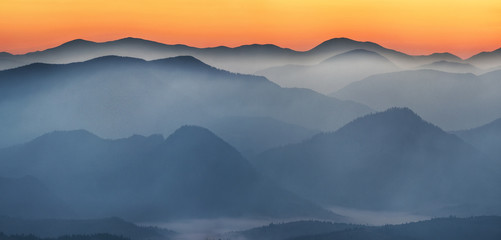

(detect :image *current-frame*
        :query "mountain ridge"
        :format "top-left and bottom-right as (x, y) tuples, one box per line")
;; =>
(254, 108), (497, 213)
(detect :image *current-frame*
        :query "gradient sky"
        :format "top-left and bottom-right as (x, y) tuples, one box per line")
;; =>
(1, 0), (500, 58)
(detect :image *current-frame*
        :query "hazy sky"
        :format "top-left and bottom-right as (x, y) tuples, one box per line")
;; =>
(1, 0), (500, 58)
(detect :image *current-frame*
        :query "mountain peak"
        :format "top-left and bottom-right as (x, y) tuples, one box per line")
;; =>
(329, 107), (442, 140)
(112, 37), (167, 46)
(82, 55), (147, 64)
(322, 49), (390, 63)
(312, 38), (381, 52)
(166, 125), (220, 142)
(427, 52), (462, 60)
(0, 52), (13, 57)
(347, 107), (424, 127)
(151, 55), (204, 65)
(236, 43), (288, 51)
(31, 129), (102, 145)
(58, 39), (96, 48)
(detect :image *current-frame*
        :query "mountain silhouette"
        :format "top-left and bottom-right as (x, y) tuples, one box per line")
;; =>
(291, 216), (501, 240)
(333, 69), (501, 130)
(254, 108), (498, 213)
(200, 116), (319, 157)
(0, 216), (175, 240)
(467, 47), (501, 69)
(231, 217), (501, 240)
(0, 127), (339, 221)
(228, 220), (357, 240)
(0, 55), (371, 148)
(417, 60), (481, 73)
(0, 37), (472, 73)
(454, 117), (501, 160)
(257, 49), (398, 93)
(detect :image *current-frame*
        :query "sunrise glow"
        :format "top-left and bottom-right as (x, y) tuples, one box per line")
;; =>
(1, 0), (500, 58)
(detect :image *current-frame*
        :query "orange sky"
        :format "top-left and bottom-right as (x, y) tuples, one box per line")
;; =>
(1, 0), (500, 58)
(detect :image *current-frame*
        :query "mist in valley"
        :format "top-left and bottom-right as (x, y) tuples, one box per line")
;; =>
(1, 37), (501, 240)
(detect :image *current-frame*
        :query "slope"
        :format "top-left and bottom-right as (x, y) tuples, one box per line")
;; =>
(0, 55), (371, 148)
(0, 127), (338, 221)
(254, 108), (498, 213)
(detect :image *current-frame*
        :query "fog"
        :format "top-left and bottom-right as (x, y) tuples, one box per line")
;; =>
(1, 39), (501, 240)
(143, 218), (282, 240)
(0, 55), (370, 148)
(257, 49), (399, 94)
(333, 69), (501, 130)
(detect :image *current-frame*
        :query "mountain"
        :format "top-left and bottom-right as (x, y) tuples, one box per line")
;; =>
(0, 176), (72, 219)
(227, 217), (501, 240)
(333, 69), (501, 130)
(0, 127), (338, 221)
(254, 108), (499, 213)
(0, 37), (472, 74)
(200, 116), (319, 157)
(417, 60), (481, 73)
(291, 216), (501, 240)
(0, 216), (174, 240)
(256, 49), (399, 94)
(454, 117), (501, 159)
(467, 47), (501, 69)
(0, 55), (371, 148)
(304, 38), (461, 68)
(227, 221), (359, 240)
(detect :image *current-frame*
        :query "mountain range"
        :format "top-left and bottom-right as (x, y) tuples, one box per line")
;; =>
(0, 216), (175, 240)
(2, 37), (498, 74)
(256, 49), (399, 94)
(228, 217), (501, 240)
(0, 126), (337, 221)
(333, 69), (501, 130)
(454, 117), (501, 160)
(0, 55), (370, 148)
(254, 108), (500, 214)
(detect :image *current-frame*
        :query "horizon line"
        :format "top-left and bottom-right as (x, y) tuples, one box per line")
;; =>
(2, 36), (499, 60)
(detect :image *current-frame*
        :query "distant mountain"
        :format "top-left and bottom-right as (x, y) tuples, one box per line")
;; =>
(201, 116), (319, 157)
(0, 55), (371, 148)
(227, 221), (359, 240)
(0, 216), (174, 240)
(0, 127), (338, 221)
(305, 38), (462, 68)
(417, 60), (481, 73)
(467, 47), (501, 69)
(228, 217), (501, 240)
(254, 108), (499, 213)
(0, 176), (72, 219)
(257, 49), (399, 93)
(333, 69), (501, 130)
(291, 216), (501, 240)
(454, 117), (501, 159)
(0, 37), (471, 73)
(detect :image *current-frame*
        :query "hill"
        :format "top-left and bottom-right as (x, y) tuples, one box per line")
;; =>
(0, 127), (338, 221)
(227, 221), (359, 240)
(254, 108), (499, 213)
(0, 55), (371, 148)
(201, 116), (319, 157)
(256, 49), (399, 94)
(467, 48), (501, 69)
(0, 37), (470, 73)
(0, 216), (174, 240)
(454, 118), (501, 159)
(292, 216), (501, 240)
(417, 60), (481, 73)
(333, 69), (501, 130)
